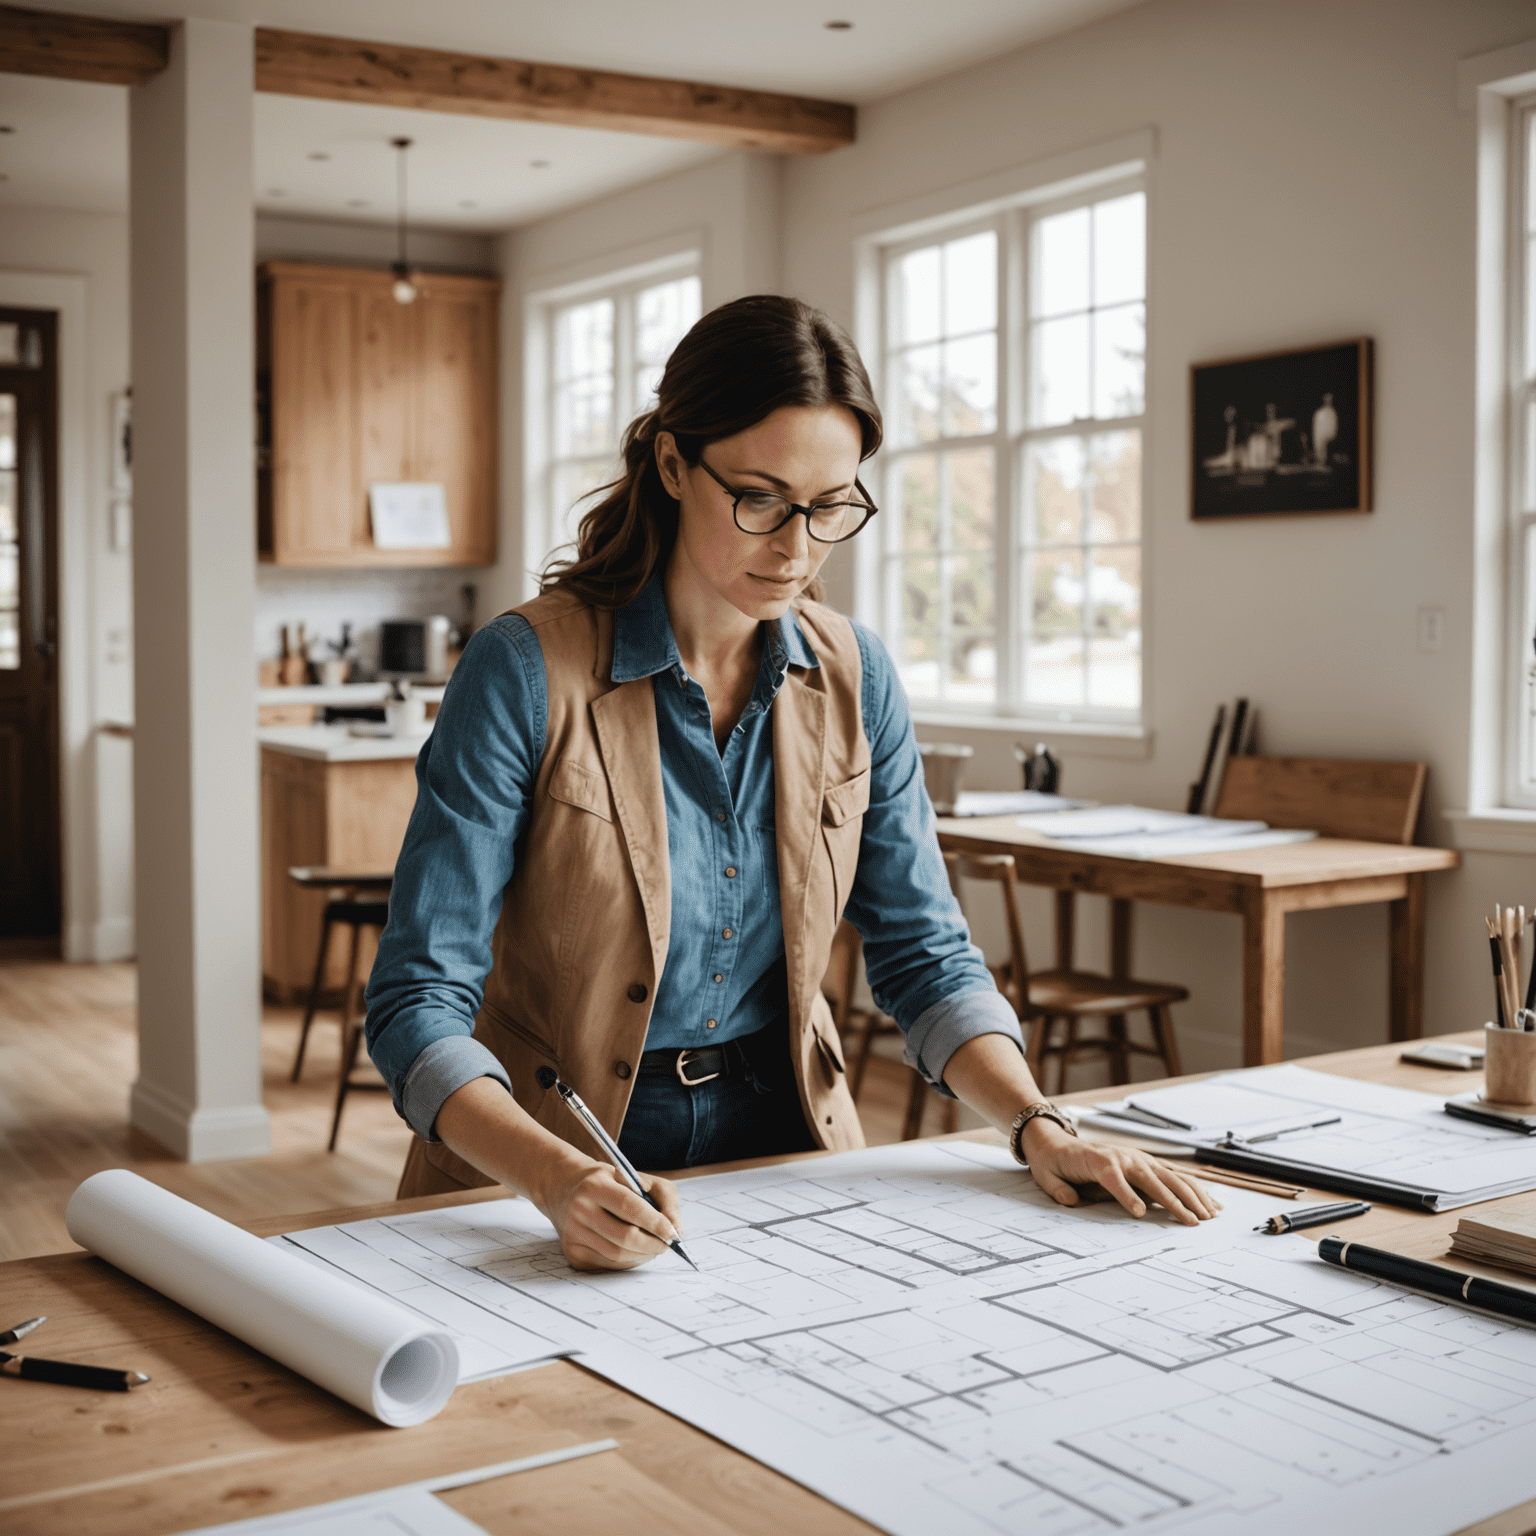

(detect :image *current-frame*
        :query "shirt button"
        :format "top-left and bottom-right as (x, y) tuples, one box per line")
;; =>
(713, 974), (723, 983)
(722, 928), (733, 939)
(627, 983), (648, 1003)
(614, 1061), (632, 1080)
(725, 867), (736, 878)
(716, 812), (726, 822)
(706, 1020), (718, 1029)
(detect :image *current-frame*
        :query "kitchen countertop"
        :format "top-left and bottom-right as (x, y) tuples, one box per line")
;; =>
(257, 723), (432, 762)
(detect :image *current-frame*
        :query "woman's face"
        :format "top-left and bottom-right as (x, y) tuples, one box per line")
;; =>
(657, 404), (864, 623)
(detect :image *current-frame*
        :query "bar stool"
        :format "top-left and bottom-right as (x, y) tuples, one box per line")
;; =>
(943, 851), (1186, 1094)
(285, 867), (393, 1150)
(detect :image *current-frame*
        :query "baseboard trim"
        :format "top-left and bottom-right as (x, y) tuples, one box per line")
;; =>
(129, 1077), (272, 1163)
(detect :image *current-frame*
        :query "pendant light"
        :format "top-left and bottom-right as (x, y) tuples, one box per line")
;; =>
(390, 136), (417, 305)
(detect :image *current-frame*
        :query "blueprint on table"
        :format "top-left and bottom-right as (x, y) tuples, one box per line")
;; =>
(270, 1140), (1536, 1536)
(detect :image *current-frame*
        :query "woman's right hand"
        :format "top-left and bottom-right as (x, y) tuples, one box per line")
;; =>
(538, 1159), (685, 1272)
(435, 1076), (686, 1272)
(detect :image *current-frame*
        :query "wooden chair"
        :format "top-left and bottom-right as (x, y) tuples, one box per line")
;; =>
(825, 920), (958, 1140)
(944, 851), (1187, 1095)
(1213, 756), (1427, 844)
(285, 866), (393, 1151)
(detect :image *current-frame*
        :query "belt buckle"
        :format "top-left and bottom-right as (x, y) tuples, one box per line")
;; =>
(675, 1048), (722, 1087)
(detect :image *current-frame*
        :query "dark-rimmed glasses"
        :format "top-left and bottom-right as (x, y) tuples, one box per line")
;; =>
(697, 456), (878, 544)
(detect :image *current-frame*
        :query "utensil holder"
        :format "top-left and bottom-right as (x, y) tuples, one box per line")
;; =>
(1484, 1024), (1536, 1107)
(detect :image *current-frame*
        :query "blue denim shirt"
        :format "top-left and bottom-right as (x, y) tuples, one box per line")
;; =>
(365, 578), (1021, 1141)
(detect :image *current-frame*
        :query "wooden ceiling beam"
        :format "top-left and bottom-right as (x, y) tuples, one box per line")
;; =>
(252, 27), (855, 156)
(0, 4), (168, 86)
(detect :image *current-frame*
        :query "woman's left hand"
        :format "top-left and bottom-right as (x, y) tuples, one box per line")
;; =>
(1019, 1119), (1221, 1226)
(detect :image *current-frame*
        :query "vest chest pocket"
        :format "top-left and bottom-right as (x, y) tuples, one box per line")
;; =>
(548, 755), (613, 822)
(820, 768), (870, 921)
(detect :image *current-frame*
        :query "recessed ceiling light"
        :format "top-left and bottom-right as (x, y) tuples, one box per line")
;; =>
(307, 152), (330, 162)
(529, 159), (551, 169)
(346, 198), (370, 207)
(825, 19), (853, 28)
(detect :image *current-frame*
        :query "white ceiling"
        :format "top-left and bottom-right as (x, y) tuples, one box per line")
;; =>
(0, 0), (1151, 230)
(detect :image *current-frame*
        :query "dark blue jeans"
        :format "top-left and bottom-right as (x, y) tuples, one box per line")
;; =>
(617, 1022), (817, 1171)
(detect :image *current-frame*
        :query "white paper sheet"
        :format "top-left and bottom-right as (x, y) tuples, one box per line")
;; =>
(950, 791), (1085, 817)
(179, 1441), (618, 1534)
(1011, 804), (1270, 840)
(65, 1170), (461, 1426)
(273, 1139), (1536, 1536)
(368, 483), (450, 549)
(1052, 828), (1318, 859)
(1079, 1063), (1536, 1206)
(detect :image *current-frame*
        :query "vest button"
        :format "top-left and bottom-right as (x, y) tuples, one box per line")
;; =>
(614, 1061), (632, 1080)
(627, 983), (647, 1003)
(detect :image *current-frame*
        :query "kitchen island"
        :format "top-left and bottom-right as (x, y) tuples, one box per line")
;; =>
(259, 724), (428, 1003)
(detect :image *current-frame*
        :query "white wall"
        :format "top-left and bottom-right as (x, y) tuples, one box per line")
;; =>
(0, 208), (134, 962)
(781, 0), (1536, 1073)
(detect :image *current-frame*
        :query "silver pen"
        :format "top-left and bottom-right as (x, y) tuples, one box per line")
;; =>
(535, 1066), (699, 1270)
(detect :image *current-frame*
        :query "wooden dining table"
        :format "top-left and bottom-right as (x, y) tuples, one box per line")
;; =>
(935, 814), (1460, 1066)
(3, 1035), (1532, 1536)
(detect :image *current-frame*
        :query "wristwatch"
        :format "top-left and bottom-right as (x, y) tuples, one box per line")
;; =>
(1009, 1101), (1078, 1167)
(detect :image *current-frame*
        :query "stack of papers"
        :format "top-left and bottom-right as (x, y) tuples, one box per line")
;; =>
(1011, 804), (1317, 858)
(1449, 1193), (1536, 1277)
(1080, 1064), (1536, 1210)
(949, 790), (1086, 816)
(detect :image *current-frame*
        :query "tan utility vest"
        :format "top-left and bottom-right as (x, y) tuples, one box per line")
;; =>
(399, 587), (870, 1197)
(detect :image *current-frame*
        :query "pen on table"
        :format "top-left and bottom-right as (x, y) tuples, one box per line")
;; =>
(1225, 1114), (1342, 1145)
(535, 1066), (699, 1271)
(1254, 1200), (1371, 1234)
(1318, 1236), (1536, 1327)
(0, 1351), (150, 1391)
(0, 1316), (46, 1346)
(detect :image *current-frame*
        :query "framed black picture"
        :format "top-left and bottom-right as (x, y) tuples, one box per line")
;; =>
(1190, 338), (1372, 519)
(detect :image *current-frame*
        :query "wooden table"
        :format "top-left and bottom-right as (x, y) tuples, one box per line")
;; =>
(937, 814), (1460, 1066)
(4, 1036), (1530, 1536)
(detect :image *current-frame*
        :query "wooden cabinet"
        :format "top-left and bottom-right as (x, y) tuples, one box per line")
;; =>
(257, 261), (500, 568)
(260, 746), (420, 1002)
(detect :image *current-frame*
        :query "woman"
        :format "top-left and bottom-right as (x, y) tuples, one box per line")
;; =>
(365, 295), (1216, 1272)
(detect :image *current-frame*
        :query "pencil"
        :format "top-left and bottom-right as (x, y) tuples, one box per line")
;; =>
(1489, 926), (1509, 1031)
(1152, 1158), (1303, 1199)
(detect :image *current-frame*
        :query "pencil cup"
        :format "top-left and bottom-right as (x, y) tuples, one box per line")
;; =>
(1484, 1024), (1536, 1107)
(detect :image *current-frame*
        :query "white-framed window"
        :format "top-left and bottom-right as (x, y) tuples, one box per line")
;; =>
(1508, 94), (1536, 806)
(538, 261), (702, 569)
(871, 179), (1145, 722)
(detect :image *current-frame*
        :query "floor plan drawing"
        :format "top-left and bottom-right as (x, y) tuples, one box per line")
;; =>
(271, 1140), (1536, 1536)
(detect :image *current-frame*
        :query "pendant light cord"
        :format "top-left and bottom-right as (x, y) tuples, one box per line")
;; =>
(392, 137), (412, 271)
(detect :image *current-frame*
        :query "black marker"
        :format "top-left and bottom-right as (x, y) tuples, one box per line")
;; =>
(535, 1066), (698, 1271)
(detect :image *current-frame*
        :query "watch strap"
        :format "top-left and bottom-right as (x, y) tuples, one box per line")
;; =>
(1009, 1101), (1078, 1166)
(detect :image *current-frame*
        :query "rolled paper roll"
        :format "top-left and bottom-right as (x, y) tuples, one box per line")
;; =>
(66, 1169), (457, 1427)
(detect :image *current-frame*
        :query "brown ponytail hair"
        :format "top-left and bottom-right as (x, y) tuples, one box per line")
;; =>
(540, 295), (883, 609)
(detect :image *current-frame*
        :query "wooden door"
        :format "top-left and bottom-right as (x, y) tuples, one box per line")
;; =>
(414, 285), (498, 566)
(268, 276), (356, 563)
(0, 310), (61, 939)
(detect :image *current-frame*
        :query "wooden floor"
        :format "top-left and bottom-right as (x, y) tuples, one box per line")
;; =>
(0, 957), (933, 1262)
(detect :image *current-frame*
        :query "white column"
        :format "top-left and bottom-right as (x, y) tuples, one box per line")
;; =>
(128, 18), (270, 1161)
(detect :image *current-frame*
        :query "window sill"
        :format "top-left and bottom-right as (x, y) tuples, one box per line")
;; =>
(1443, 809), (1536, 855)
(910, 710), (1153, 761)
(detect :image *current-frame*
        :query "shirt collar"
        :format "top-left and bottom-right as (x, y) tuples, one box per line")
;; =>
(609, 573), (821, 684)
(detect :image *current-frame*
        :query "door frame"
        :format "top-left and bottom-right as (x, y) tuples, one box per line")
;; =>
(0, 272), (94, 960)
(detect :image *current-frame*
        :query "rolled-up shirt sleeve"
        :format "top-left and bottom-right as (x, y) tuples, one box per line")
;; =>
(364, 615), (546, 1140)
(841, 624), (1025, 1096)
